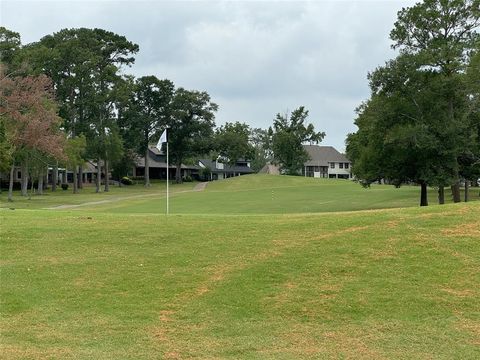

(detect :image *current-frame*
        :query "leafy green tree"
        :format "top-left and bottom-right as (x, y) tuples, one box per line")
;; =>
(249, 128), (271, 172)
(390, 0), (480, 202)
(64, 135), (86, 194)
(122, 76), (174, 186)
(24, 28), (138, 191)
(215, 122), (254, 166)
(0, 27), (21, 65)
(168, 88), (218, 183)
(269, 106), (325, 175)
(348, 0), (480, 206)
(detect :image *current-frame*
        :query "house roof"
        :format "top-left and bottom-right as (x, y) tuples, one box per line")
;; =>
(199, 159), (254, 174)
(134, 146), (199, 170)
(303, 145), (350, 167)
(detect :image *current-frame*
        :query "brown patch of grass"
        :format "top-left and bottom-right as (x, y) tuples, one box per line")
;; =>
(0, 344), (73, 360)
(442, 223), (480, 237)
(264, 324), (385, 359)
(164, 351), (182, 359)
(339, 225), (370, 234)
(455, 318), (480, 345)
(441, 288), (475, 298)
(159, 310), (175, 322)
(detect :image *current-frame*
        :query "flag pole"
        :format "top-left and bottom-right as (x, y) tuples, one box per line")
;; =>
(166, 139), (169, 215)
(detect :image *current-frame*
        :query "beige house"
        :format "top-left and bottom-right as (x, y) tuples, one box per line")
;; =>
(302, 145), (352, 179)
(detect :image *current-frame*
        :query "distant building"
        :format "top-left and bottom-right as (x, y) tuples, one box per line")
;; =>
(133, 146), (199, 180)
(198, 158), (254, 180)
(302, 145), (352, 179)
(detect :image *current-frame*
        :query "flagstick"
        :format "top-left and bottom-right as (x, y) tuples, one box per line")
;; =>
(166, 140), (169, 215)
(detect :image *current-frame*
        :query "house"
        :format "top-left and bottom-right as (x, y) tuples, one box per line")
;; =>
(302, 145), (352, 179)
(0, 161), (99, 188)
(198, 158), (254, 180)
(133, 145), (199, 180)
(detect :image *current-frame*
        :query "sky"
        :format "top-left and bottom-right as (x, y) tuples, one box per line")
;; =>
(1, 0), (416, 151)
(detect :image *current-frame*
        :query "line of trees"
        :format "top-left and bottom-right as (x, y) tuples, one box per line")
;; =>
(1, 26), (287, 200)
(346, 0), (480, 206)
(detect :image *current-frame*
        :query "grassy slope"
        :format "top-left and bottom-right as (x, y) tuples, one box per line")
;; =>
(1, 203), (480, 359)
(90, 175), (479, 214)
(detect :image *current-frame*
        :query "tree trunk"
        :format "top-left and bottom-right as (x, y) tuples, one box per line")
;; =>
(175, 162), (182, 183)
(8, 163), (14, 202)
(104, 159), (109, 192)
(38, 169), (44, 195)
(145, 147), (151, 187)
(29, 175), (34, 198)
(451, 182), (461, 203)
(21, 163), (28, 196)
(420, 182), (428, 207)
(52, 162), (58, 192)
(96, 160), (101, 193)
(438, 186), (445, 205)
(78, 166), (83, 189)
(464, 180), (469, 202)
(73, 165), (78, 194)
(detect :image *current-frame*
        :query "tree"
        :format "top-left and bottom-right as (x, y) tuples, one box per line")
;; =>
(249, 128), (271, 172)
(0, 72), (66, 201)
(215, 122), (254, 166)
(391, 0), (480, 202)
(23, 28), (139, 191)
(0, 27), (21, 65)
(122, 76), (174, 186)
(168, 88), (218, 183)
(269, 106), (325, 175)
(64, 135), (86, 194)
(347, 0), (480, 206)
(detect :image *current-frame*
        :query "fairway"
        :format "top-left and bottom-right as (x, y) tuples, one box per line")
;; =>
(1, 176), (480, 359)
(20, 174), (476, 215)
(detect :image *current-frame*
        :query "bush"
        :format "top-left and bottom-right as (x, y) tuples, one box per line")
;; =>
(183, 176), (193, 182)
(121, 176), (133, 185)
(61, 183), (69, 190)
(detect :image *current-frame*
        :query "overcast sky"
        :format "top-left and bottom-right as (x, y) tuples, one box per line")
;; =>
(1, 0), (416, 150)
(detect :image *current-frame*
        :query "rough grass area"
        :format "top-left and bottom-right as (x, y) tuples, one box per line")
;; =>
(1, 202), (479, 359)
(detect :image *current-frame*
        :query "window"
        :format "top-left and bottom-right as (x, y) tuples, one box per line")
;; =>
(339, 163), (344, 169)
(330, 163), (335, 169)
(345, 163), (349, 169)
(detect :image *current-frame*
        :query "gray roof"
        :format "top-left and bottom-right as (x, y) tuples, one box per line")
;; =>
(303, 145), (350, 167)
(135, 146), (199, 170)
(199, 159), (254, 174)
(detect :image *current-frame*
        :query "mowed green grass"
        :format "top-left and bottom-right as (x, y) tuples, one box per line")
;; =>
(1, 175), (480, 358)
(90, 174), (479, 214)
(1, 203), (480, 359)
(0, 181), (196, 210)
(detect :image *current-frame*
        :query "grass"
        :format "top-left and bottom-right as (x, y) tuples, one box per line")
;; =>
(1, 175), (480, 358)
(3, 174), (477, 214)
(82, 175), (479, 214)
(0, 181), (196, 210)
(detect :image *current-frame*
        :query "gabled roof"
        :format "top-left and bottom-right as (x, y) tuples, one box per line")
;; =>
(134, 146), (199, 170)
(303, 145), (350, 167)
(199, 159), (254, 174)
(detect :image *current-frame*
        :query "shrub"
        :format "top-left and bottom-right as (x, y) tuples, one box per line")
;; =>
(61, 183), (69, 190)
(121, 176), (133, 185)
(183, 176), (193, 182)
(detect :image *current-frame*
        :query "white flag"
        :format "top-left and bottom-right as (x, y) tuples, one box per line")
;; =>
(156, 129), (167, 150)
